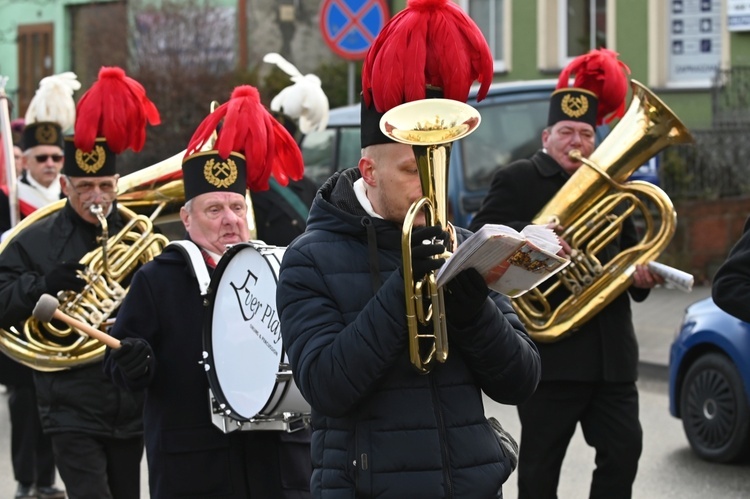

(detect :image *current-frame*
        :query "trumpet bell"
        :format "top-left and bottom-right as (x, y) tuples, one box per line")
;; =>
(380, 98), (481, 146)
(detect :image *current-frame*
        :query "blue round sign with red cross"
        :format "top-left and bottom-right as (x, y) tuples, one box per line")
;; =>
(319, 0), (390, 61)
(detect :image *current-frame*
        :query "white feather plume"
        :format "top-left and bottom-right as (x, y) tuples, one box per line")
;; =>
(263, 53), (329, 134)
(24, 71), (81, 132)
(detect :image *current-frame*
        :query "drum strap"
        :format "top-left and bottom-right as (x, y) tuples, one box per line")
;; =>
(167, 241), (212, 296)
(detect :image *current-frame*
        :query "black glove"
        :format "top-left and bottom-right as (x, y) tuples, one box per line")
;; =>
(44, 262), (86, 295)
(444, 267), (489, 324)
(111, 338), (153, 380)
(407, 224), (449, 281)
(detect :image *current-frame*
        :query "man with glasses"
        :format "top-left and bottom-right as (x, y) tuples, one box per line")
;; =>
(0, 77), (79, 234)
(0, 123), (66, 234)
(0, 67), (154, 499)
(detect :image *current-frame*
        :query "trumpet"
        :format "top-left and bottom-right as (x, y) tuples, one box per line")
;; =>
(380, 99), (481, 373)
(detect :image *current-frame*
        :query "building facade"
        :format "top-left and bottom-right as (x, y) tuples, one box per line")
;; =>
(2, 0), (749, 127)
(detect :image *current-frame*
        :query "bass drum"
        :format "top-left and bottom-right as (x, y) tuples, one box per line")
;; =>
(202, 241), (310, 432)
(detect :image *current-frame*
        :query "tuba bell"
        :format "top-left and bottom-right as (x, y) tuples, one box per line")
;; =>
(380, 98), (481, 373)
(512, 80), (694, 342)
(0, 150), (185, 371)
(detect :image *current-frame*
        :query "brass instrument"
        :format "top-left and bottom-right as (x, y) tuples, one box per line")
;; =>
(380, 99), (481, 373)
(513, 80), (694, 342)
(0, 151), (184, 371)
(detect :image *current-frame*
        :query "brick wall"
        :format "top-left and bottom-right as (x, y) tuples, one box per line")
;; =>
(662, 198), (750, 285)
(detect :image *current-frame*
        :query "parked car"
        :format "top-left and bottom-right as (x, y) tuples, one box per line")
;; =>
(300, 79), (660, 228)
(669, 297), (750, 462)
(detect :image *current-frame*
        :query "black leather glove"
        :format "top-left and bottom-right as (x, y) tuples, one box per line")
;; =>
(44, 262), (86, 295)
(111, 338), (153, 380)
(444, 267), (489, 324)
(407, 224), (449, 281)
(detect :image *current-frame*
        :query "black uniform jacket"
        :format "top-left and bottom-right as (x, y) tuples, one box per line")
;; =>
(713, 216), (750, 322)
(469, 151), (649, 382)
(0, 202), (143, 437)
(104, 244), (311, 499)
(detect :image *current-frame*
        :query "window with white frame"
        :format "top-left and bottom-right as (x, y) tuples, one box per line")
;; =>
(462, 0), (506, 72)
(559, 0), (607, 64)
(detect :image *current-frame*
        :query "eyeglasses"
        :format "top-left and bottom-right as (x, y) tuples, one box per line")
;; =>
(34, 154), (64, 163)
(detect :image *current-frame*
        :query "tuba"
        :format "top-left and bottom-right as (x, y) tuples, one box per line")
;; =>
(0, 150), (185, 371)
(512, 80), (694, 342)
(380, 99), (481, 373)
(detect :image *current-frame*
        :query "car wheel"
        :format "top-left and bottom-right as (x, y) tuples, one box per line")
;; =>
(680, 352), (750, 463)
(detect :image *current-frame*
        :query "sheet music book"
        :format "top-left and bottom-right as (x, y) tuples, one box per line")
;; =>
(437, 224), (570, 297)
(647, 261), (694, 293)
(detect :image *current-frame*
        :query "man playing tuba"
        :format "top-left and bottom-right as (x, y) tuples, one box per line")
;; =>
(0, 66), (160, 499)
(470, 49), (665, 499)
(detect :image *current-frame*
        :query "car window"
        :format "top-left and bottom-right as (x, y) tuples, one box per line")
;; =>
(301, 126), (362, 186)
(462, 98), (550, 191)
(339, 127), (361, 172)
(301, 129), (336, 187)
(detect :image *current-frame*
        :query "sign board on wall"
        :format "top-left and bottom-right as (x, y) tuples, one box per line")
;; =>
(728, 0), (750, 31)
(668, 0), (721, 84)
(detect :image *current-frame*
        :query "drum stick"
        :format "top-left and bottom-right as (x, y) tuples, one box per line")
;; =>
(32, 293), (121, 349)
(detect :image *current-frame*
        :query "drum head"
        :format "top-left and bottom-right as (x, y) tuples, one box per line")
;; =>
(204, 242), (284, 421)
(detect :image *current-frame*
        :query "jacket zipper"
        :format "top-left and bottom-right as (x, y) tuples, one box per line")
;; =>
(430, 373), (453, 498)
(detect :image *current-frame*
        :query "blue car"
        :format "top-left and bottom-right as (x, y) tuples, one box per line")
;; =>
(669, 297), (750, 462)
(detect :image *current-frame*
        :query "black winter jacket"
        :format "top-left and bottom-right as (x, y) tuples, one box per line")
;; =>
(0, 202), (143, 437)
(277, 168), (541, 498)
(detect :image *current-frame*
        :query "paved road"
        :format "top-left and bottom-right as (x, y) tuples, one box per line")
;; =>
(632, 284), (712, 368)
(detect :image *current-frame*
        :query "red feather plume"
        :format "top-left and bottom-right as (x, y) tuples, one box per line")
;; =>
(74, 66), (160, 153)
(362, 0), (493, 112)
(184, 85), (303, 191)
(557, 48), (631, 125)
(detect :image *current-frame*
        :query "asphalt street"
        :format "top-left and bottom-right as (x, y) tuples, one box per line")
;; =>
(631, 284), (712, 370)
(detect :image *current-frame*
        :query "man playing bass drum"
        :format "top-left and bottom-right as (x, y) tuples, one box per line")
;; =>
(469, 50), (664, 499)
(104, 85), (312, 499)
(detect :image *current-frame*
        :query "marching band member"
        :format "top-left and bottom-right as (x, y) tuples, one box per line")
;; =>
(275, 0), (541, 497)
(0, 66), (159, 499)
(104, 85), (312, 498)
(0, 73), (80, 233)
(469, 49), (664, 499)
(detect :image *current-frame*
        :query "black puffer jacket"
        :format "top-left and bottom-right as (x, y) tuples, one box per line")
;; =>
(0, 202), (144, 437)
(277, 168), (541, 498)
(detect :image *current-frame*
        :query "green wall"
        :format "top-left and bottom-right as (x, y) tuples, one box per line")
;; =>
(730, 31), (750, 66)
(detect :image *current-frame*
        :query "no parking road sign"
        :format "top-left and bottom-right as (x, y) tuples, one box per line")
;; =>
(320, 0), (389, 61)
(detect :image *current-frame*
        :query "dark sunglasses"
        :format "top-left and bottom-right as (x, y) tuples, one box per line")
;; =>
(35, 154), (64, 163)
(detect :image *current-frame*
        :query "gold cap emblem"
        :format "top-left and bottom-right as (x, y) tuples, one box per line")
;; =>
(75, 145), (107, 174)
(561, 93), (589, 118)
(35, 124), (59, 145)
(204, 158), (239, 189)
